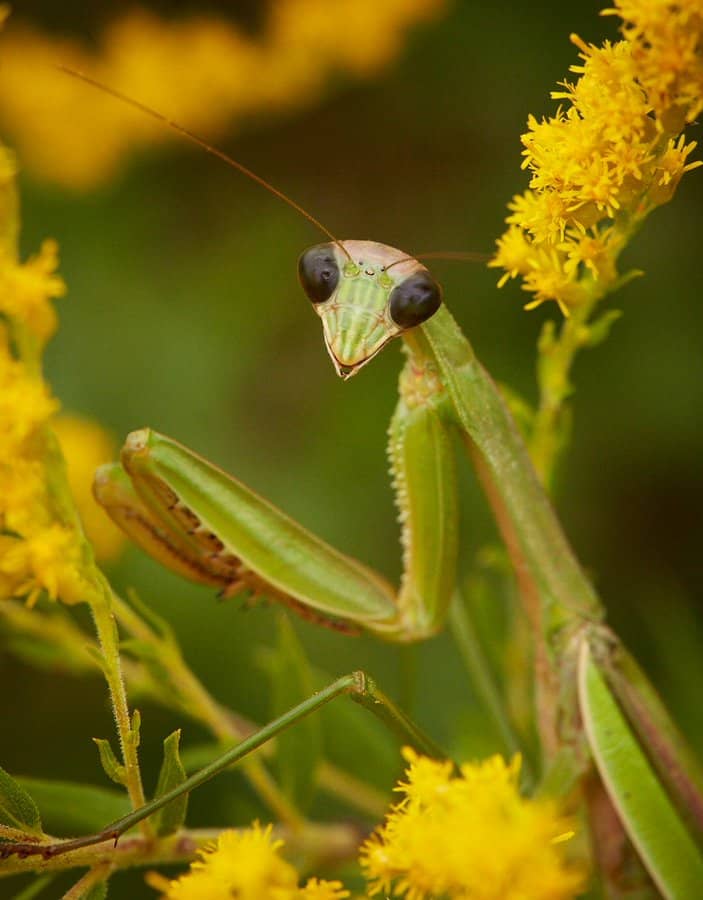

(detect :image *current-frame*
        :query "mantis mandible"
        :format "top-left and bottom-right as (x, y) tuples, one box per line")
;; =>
(48, 67), (703, 896)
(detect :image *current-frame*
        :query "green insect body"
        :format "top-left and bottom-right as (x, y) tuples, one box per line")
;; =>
(57, 65), (703, 895)
(96, 239), (458, 642)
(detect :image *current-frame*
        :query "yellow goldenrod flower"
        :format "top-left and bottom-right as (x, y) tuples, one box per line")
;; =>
(157, 823), (350, 900)
(0, 159), (101, 606)
(52, 414), (126, 563)
(603, 0), (703, 130)
(0, 238), (65, 346)
(0, 1), (447, 188)
(360, 749), (585, 900)
(298, 877), (350, 899)
(491, 1), (703, 315)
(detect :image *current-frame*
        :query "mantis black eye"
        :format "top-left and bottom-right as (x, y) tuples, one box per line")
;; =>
(389, 272), (442, 328)
(298, 243), (340, 304)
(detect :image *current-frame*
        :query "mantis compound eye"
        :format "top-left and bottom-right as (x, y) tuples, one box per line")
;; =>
(389, 272), (442, 328)
(298, 243), (340, 304)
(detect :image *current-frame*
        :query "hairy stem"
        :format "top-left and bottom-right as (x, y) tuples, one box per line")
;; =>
(111, 592), (302, 829)
(88, 577), (149, 835)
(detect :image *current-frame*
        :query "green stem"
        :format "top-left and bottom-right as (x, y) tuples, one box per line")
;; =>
(88, 577), (149, 835)
(2, 672), (441, 860)
(348, 672), (448, 761)
(61, 863), (111, 899)
(0, 823), (360, 878)
(448, 592), (528, 772)
(529, 299), (596, 489)
(111, 592), (302, 829)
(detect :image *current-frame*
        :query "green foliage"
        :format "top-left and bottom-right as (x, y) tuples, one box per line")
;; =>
(260, 615), (321, 812)
(0, 766), (42, 836)
(151, 730), (188, 837)
(15, 778), (129, 835)
(93, 739), (126, 787)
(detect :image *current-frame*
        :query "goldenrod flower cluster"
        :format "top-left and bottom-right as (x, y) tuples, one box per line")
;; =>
(360, 749), (584, 899)
(155, 823), (349, 900)
(0, 147), (104, 605)
(491, 0), (703, 314)
(0, 0), (446, 188)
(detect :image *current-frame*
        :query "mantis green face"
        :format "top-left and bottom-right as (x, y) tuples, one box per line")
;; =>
(298, 240), (442, 379)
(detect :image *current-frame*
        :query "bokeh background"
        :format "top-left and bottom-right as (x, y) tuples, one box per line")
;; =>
(1, 1), (702, 896)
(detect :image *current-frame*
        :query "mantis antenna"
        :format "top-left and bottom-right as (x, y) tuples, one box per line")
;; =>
(384, 250), (490, 271)
(55, 64), (354, 262)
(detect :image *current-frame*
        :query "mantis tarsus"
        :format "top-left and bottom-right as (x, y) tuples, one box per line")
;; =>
(41, 66), (703, 893)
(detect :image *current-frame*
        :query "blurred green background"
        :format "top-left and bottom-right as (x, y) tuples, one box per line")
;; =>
(1, 1), (702, 896)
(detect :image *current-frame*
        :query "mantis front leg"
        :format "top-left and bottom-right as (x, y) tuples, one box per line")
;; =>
(94, 361), (459, 643)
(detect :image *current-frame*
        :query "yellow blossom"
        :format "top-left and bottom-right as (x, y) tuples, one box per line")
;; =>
(603, 0), (703, 128)
(0, 167), (99, 607)
(360, 748), (585, 900)
(52, 414), (126, 563)
(490, 1), (703, 314)
(0, 239), (66, 345)
(157, 823), (350, 900)
(0, 1), (447, 188)
(299, 878), (350, 899)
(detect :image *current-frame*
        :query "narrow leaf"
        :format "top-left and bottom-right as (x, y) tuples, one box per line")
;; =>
(16, 778), (129, 834)
(261, 615), (321, 811)
(152, 730), (188, 836)
(93, 738), (126, 786)
(579, 639), (703, 899)
(0, 764), (42, 835)
(125, 586), (175, 642)
(584, 309), (622, 347)
(11, 874), (57, 900)
(82, 880), (108, 900)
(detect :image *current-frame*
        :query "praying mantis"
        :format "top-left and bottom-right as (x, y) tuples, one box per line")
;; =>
(38, 68), (703, 895)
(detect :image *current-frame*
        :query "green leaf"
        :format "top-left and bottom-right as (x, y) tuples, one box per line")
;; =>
(10, 874), (57, 900)
(579, 639), (703, 899)
(16, 778), (129, 834)
(583, 309), (622, 347)
(93, 738), (126, 786)
(260, 615), (321, 811)
(83, 882), (108, 900)
(125, 586), (175, 643)
(152, 730), (187, 836)
(0, 765), (42, 835)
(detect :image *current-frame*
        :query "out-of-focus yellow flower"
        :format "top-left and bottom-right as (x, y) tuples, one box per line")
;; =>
(0, 1), (447, 188)
(155, 823), (349, 900)
(491, 1), (703, 315)
(360, 748), (584, 900)
(0, 150), (100, 606)
(52, 414), (126, 563)
(0, 238), (65, 347)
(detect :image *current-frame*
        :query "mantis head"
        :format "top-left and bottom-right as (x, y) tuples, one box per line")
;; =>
(298, 240), (442, 379)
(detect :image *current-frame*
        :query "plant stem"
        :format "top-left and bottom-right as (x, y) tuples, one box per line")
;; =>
(88, 576), (149, 835)
(448, 592), (528, 771)
(0, 824), (361, 878)
(61, 862), (112, 899)
(1, 671), (443, 860)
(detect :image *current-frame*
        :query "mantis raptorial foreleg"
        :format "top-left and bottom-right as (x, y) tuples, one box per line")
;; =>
(95, 308), (461, 642)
